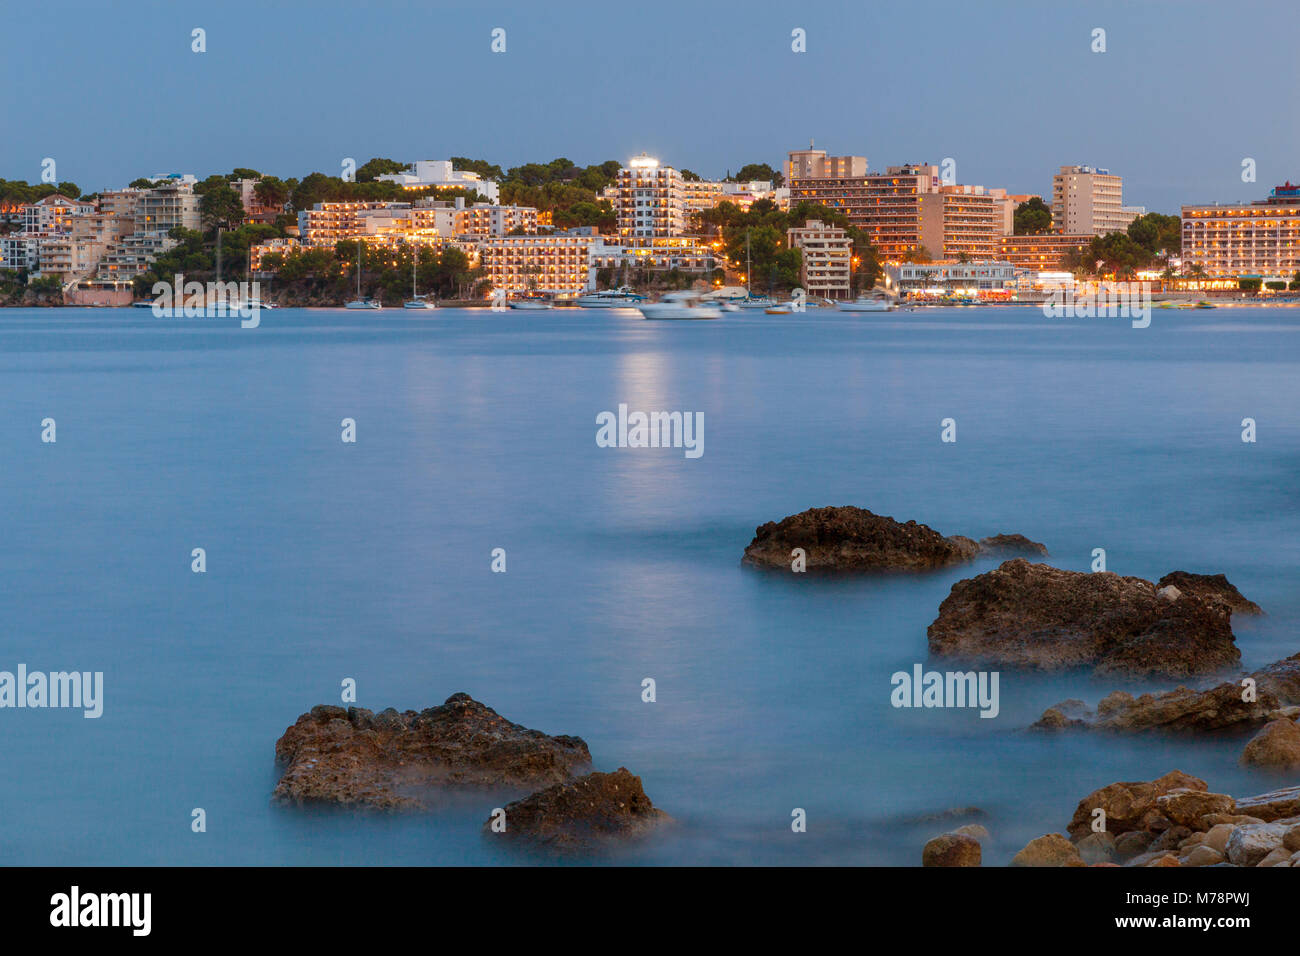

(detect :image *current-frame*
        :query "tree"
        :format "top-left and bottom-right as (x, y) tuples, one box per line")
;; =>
(679, 169), (702, 182)
(450, 157), (504, 181)
(1127, 212), (1181, 256)
(730, 163), (784, 187)
(129, 177), (154, 189)
(1013, 197), (1052, 235)
(194, 175), (244, 230)
(253, 176), (290, 210)
(229, 167), (261, 181)
(355, 158), (408, 182)
(56, 181), (81, 199)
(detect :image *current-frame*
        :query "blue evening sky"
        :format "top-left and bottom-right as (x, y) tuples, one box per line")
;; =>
(3, 0), (1296, 213)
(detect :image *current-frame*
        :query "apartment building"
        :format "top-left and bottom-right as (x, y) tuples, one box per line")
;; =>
(298, 198), (536, 246)
(1181, 182), (1300, 277)
(1052, 165), (1143, 236)
(592, 236), (722, 274)
(95, 183), (200, 281)
(998, 233), (1095, 270)
(917, 186), (1012, 261)
(787, 145), (868, 181)
(479, 232), (606, 295)
(22, 194), (94, 234)
(885, 261), (1017, 295)
(608, 155), (689, 238)
(376, 160), (501, 202)
(786, 219), (852, 298)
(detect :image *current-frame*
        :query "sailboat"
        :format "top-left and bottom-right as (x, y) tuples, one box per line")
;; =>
(403, 243), (437, 309)
(345, 242), (382, 309)
(737, 230), (773, 309)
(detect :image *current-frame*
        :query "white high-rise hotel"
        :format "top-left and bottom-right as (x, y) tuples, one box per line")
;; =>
(609, 155), (690, 238)
(1052, 165), (1144, 236)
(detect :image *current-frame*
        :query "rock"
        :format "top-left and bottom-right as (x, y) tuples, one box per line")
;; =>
(1156, 585), (1182, 603)
(1234, 786), (1300, 822)
(926, 559), (1241, 677)
(740, 506), (1044, 573)
(1224, 823), (1287, 866)
(1241, 718), (1300, 770)
(1146, 853), (1182, 867)
(1150, 825), (1193, 851)
(977, 533), (1049, 558)
(923, 833), (982, 867)
(952, 823), (990, 843)
(1067, 770), (1207, 839)
(483, 767), (669, 854)
(1201, 813), (1264, 828)
(1114, 830), (1154, 859)
(1284, 825), (1300, 852)
(274, 693), (592, 809)
(1076, 831), (1117, 864)
(1155, 571), (1263, 616)
(1011, 833), (1085, 867)
(1036, 653), (1300, 732)
(1156, 790), (1236, 827)
(1258, 847), (1292, 867)
(1182, 845), (1226, 867)
(1203, 824), (1236, 854)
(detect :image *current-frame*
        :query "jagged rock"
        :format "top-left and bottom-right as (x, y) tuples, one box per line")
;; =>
(1155, 572), (1263, 615)
(483, 767), (669, 853)
(922, 832), (982, 867)
(1241, 718), (1300, 770)
(1067, 770), (1206, 839)
(1156, 790), (1236, 827)
(273, 693), (592, 809)
(928, 560), (1245, 677)
(1035, 653), (1300, 732)
(1011, 833), (1084, 867)
(1156, 585), (1182, 603)
(1146, 853), (1182, 867)
(740, 506), (1044, 572)
(1225, 823), (1288, 866)
(1076, 831), (1117, 864)
(1150, 825), (1193, 850)
(1114, 830), (1154, 859)
(1234, 786), (1300, 822)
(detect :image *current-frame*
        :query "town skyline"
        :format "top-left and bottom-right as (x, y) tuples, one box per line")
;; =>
(6, 0), (1297, 214)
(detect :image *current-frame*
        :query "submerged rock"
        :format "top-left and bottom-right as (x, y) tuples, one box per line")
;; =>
(273, 693), (592, 809)
(1067, 770), (1207, 840)
(1034, 652), (1300, 732)
(1155, 572), (1263, 616)
(740, 506), (1045, 572)
(483, 767), (669, 854)
(1011, 833), (1084, 867)
(927, 559), (1251, 677)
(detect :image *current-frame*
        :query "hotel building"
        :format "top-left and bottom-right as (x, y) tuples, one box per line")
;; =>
(917, 186), (1013, 261)
(608, 155), (690, 238)
(786, 219), (852, 299)
(885, 261), (1017, 296)
(376, 160), (501, 203)
(298, 198), (537, 246)
(1052, 165), (1143, 236)
(998, 233), (1094, 271)
(479, 232), (606, 296)
(1181, 182), (1300, 278)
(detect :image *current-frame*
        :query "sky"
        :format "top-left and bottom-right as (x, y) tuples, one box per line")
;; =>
(2, 0), (1297, 214)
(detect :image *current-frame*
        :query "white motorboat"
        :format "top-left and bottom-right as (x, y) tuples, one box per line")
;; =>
(508, 297), (553, 310)
(839, 294), (895, 312)
(574, 286), (645, 308)
(638, 292), (722, 320)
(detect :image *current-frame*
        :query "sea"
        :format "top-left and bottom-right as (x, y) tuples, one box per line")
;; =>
(1, 304), (1296, 865)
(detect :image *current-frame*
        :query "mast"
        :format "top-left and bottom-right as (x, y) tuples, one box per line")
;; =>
(746, 229), (751, 298)
(357, 242), (362, 297)
(412, 242), (418, 298)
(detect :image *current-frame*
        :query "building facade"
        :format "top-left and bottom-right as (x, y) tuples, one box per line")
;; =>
(376, 160), (501, 203)
(998, 232), (1095, 270)
(1181, 182), (1300, 277)
(786, 219), (852, 298)
(1052, 165), (1143, 236)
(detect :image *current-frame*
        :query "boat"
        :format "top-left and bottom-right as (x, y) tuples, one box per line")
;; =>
(1195, 301), (1217, 309)
(133, 300), (158, 308)
(403, 244), (437, 309)
(735, 229), (775, 310)
(765, 304), (793, 314)
(507, 293), (554, 310)
(574, 287), (645, 308)
(345, 242), (382, 309)
(839, 293), (895, 312)
(638, 291), (722, 320)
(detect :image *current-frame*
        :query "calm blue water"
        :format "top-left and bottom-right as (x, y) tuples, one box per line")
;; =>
(1, 304), (1297, 866)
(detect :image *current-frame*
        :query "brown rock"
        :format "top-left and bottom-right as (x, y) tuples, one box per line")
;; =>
(923, 833), (982, 867)
(1156, 789), (1236, 827)
(1150, 825), (1193, 851)
(273, 693), (592, 809)
(1241, 718), (1300, 770)
(1076, 831), (1117, 864)
(927, 560), (1241, 677)
(1182, 845), (1225, 867)
(1114, 830), (1155, 859)
(1257, 847), (1292, 867)
(1234, 785), (1300, 822)
(1011, 833), (1085, 867)
(1203, 824), (1236, 854)
(483, 767), (669, 854)
(977, 533), (1049, 557)
(1155, 571), (1263, 616)
(1146, 853), (1182, 867)
(740, 506), (1044, 573)
(1283, 825), (1300, 852)
(1067, 770), (1207, 839)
